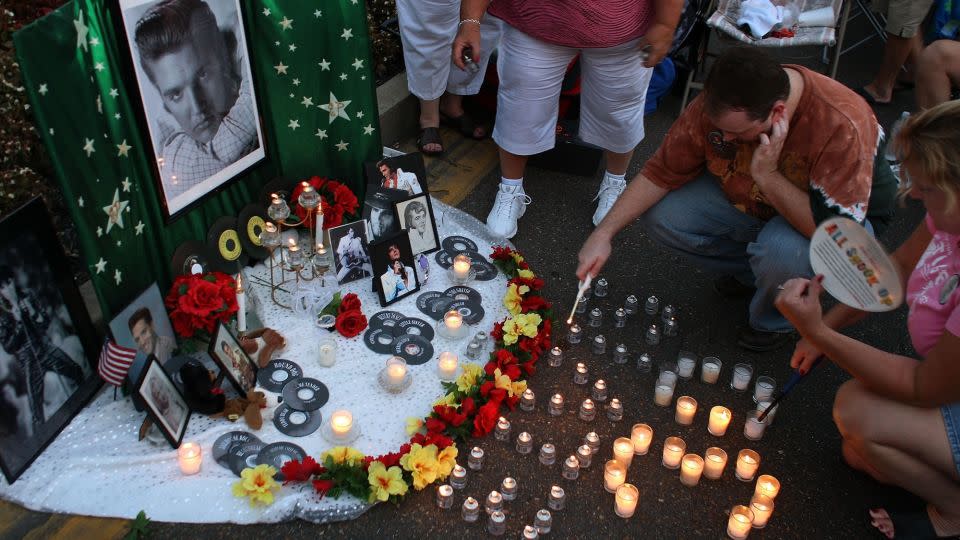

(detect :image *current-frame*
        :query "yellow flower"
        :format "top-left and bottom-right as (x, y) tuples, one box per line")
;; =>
(367, 461), (408, 502)
(502, 313), (541, 345)
(456, 363), (483, 392)
(399, 443), (439, 490)
(493, 368), (513, 394)
(231, 464), (280, 507)
(436, 445), (459, 479)
(511, 253), (525, 265)
(322, 446), (365, 466)
(406, 417), (425, 436)
(503, 283), (530, 316)
(433, 392), (458, 407)
(517, 269), (535, 279)
(511, 379), (528, 398)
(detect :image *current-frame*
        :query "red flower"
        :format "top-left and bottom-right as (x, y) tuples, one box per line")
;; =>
(425, 417), (447, 434)
(520, 295), (551, 313)
(179, 279), (224, 317)
(290, 177), (359, 227)
(280, 456), (322, 484)
(472, 400), (500, 437)
(164, 272), (238, 339)
(338, 293), (362, 314)
(435, 405), (467, 427)
(312, 478), (335, 498)
(490, 246), (514, 261)
(374, 451), (403, 469)
(424, 431), (454, 449)
(335, 309), (367, 338)
(510, 276), (545, 291)
(460, 397), (476, 418)
(490, 322), (504, 342)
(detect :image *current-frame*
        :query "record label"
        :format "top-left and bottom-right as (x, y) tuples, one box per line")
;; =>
(280, 378), (330, 411)
(448, 299), (485, 325)
(393, 334), (434, 365)
(256, 359), (304, 393)
(370, 310), (405, 330)
(444, 286), (481, 304)
(434, 250), (453, 269)
(171, 240), (210, 276)
(442, 236), (479, 254)
(416, 291), (442, 313)
(273, 404), (323, 437)
(229, 441), (266, 476)
(364, 327), (397, 354)
(393, 317), (435, 341)
(213, 431), (261, 469)
(257, 442), (307, 480)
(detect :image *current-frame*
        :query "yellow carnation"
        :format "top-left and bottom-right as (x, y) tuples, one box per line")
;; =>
(321, 446), (365, 466)
(399, 443), (440, 490)
(456, 362), (483, 392)
(517, 269), (535, 279)
(503, 283), (530, 316)
(433, 392), (458, 407)
(367, 461), (408, 502)
(436, 445), (459, 479)
(231, 464), (280, 507)
(405, 417), (425, 436)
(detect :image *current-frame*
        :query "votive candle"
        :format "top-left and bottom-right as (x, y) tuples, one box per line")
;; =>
(317, 337), (337, 367)
(614, 483), (640, 518)
(727, 505), (755, 539)
(452, 253), (472, 281)
(436, 484), (454, 509)
(450, 465), (467, 489)
(701, 356), (722, 384)
(736, 449), (761, 482)
(562, 455), (580, 480)
(516, 431), (534, 454)
(591, 379), (608, 402)
(654, 381), (674, 407)
(494, 416), (512, 441)
(177, 442), (202, 475)
(607, 398), (624, 422)
(576, 444), (593, 468)
(675, 396), (698, 425)
(613, 437), (634, 468)
(548, 485), (565, 511)
(437, 351), (458, 381)
(330, 409), (353, 438)
(703, 447), (728, 480)
(603, 460), (626, 493)
(662, 436), (685, 469)
(754, 474), (781, 500)
(677, 353), (696, 379)
(444, 310), (464, 335)
(548, 393), (564, 416)
(731, 363), (753, 391)
(567, 324), (582, 344)
(573, 363), (589, 385)
(548, 346), (564, 367)
(708, 406), (732, 436)
(753, 375), (776, 403)
(462, 496), (480, 522)
(584, 432), (601, 453)
(485, 490), (503, 514)
(520, 388), (536, 412)
(630, 423), (653, 455)
(679, 454), (704, 486)
(743, 410), (767, 441)
(578, 398), (597, 422)
(750, 494), (775, 529)
(468, 446), (485, 470)
(386, 356), (408, 386)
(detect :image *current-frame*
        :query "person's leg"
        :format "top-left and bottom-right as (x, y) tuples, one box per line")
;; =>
(916, 40), (960, 110)
(863, 0), (934, 104)
(444, 16), (502, 138)
(745, 216), (813, 333)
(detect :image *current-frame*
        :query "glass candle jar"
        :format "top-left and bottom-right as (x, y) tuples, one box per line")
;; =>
(754, 474), (781, 500)
(615, 483), (640, 518)
(736, 449), (761, 482)
(676, 352), (697, 380)
(539, 443), (557, 466)
(753, 376), (776, 403)
(487, 510), (506, 536)
(675, 396), (698, 425)
(576, 444), (593, 469)
(636, 353), (653, 372)
(607, 398), (624, 421)
(630, 423), (653, 455)
(485, 490), (503, 514)
(654, 376), (675, 407)
(594, 277), (609, 297)
(604, 459), (627, 493)
(703, 447), (728, 480)
(520, 388), (536, 412)
(547, 485), (566, 511)
(662, 436), (685, 469)
(645, 295), (660, 315)
(613, 437), (634, 468)
(708, 406), (732, 436)
(436, 484), (454, 509)
(475, 331), (489, 350)
(592, 334), (607, 355)
(548, 393), (564, 416)
(757, 401), (779, 425)
(467, 446), (484, 470)
(516, 431), (534, 454)
(727, 505), (755, 539)
(584, 431), (601, 453)
(501, 477), (518, 501)
(592, 379), (608, 402)
(575, 297), (588, 314)
(645, 324), (661, 346)
(578, 398), (597, 422)
(664, 317), (679, 337)
(494, 416), (512, 441)
(535, 509), (552, 534)
(462, 496), (480, 522)
(731, 362), (753, 391)
(465, 340), (481, 359)
(624, 294), (639, 315)
(661, 303), (676, 323)
(573, 363), (589, 385)
(613, 343), (629, 364)
(701, 356), (722, 384)
(588, 307), (603, 327)
(679, 454), (705, 487)
(562, 455), (580, 480)
(548, 346), (564, 367)
(522, 525), (539, 539)
(567, 324), (583, 344)
(743, 410), (768, 441)
(750, 494), (775, 529)
(450, 464), (468, 489)
(614, 308), (627, 328)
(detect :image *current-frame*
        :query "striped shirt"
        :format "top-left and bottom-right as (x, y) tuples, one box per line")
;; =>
(488, 0), (654, 48)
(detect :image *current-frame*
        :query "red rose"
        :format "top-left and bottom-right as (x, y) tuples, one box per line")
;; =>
(179, 278), (223, 317)
(472, 400), (500, 437)
(335, 309), (367, 338)
(168, 310), (198, 338)
(338, 293), (362, 314)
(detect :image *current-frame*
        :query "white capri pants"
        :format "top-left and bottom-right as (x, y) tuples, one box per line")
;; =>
(396, 0), (502, 100)
(492, 23), (654, 156)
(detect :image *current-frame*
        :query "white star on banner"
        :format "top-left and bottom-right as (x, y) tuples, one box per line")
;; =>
(288, 119), (300, 130)
(293, 78), (301, 86)
(351, 0), (358, 4)
(49, 128), (54, 135)
(318, 59), (331, 71)
(116, 140), (132, 157)
(335, 140), (349, 151)
(352, 58), (364, 70)
(341, 28), (353, 40)
(102, 189), (129, 233)
(114, 269), (122, 285)
(135, 221), (145, 235)
(289, 44), (297, 52)
(74, 12), (89, 51)
(96, 95), (102, 113)
(315, 129), (327, 139)
(301, 96), (314, 107)
(262, 8), (270, 16)
(90, 36), (99, 47)
(339, 73), (347, 81)
(83, 138), (95, 156)
(78, 197), (84, 207)
(314, 9), (322, 17)
(96, 226), (103, 237)
(363, 124), (375, 135)
(109, 88), (118, 97)
(361, 75), (366, 80)
(121, 177), (132, 192)
(116, 240), (122, 247)
(95, 62), (105, 72)
(94, 258), (107, 274)
(275, 40), (280, 46)
(115, 113), (121, 120)
(38, 83), (48, 95)
(274, 62), (288, 75)
(319, 92), (351, 124)
(356, 111), (365, 119)
(280, 17), (293, 30)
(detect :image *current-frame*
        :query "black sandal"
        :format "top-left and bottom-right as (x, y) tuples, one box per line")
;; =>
(440, 112), (487, 140)
(418, 127), (444, 156)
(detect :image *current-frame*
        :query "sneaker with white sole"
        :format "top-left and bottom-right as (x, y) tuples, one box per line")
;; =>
(592, 176), (627, 226)
(486, 184), (532, 239)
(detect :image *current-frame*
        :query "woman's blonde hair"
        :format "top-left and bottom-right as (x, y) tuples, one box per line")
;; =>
(892, 100), (960, 210)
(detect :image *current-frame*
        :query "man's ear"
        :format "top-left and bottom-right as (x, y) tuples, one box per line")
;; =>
(770, 101), (787, 122)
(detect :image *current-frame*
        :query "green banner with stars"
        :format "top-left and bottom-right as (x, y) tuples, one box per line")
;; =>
(14, 0), (380, 320)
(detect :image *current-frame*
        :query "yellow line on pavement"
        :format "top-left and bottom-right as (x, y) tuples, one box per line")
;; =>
(396, 126), (499, 207)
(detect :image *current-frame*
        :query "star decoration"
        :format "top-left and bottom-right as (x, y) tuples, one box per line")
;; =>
(135, 221), (145, 235)
(96, 226), (103, 237)
(274, 62), (288, 75)
(289, 44), (297, 52)
(279, 17), (293, 30)
(275, 41), (280, 46)
(335, 140), (349, 151)
(293, 78), (301, 86)
(96, 95), (102, 113)
(74, 12), (89, 51)
(356, 110), (365, 119)
(116, 140), (132, 157)
(95, 62), (105, 72)
(315, 129), (327, 139)
(262, 8), (270, 16)
(341, 28), (353, 40)
(83, 138), (95, 157)
(301, 96), (314, 107)
(38, 83), (48, 96)
(288, 119), (300, 130)
(361, 75), (367, 80)
(78, 197), (84, 207)
(89, 36), (100, 47)
(363, 124), (375, 135)
(289, 93), (295, 98)
(121, 177), (132, 192)
(115, 113), (121, 120)
(49, 128), (54, 135)
(114, 269), (122, 285)
(318, 92), (351, 124)
(94, 258), (107, 274)
(116, 240), (122, 247)
(339, 73), (348, 81)
(352, 58), (364, 70)
(102, 189), (129, 233)
(319, 59), (331, 71)
(109, 88), (118, 98)
(314, 9), (322, 17)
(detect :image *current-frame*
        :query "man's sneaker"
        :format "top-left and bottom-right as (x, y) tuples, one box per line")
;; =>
(486, 184), (532, 239)
(736, 326), (796, 352)
(592, 175), (627, 226)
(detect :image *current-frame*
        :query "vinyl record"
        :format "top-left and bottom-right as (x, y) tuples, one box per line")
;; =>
(256, 359), (303, 393)
(364, 327), (397, 354)
(393, 317), (435, 341)
(428, 296), (456, 320)
(280, 377), (330, 411)
(471, 258), (499, 281)
(256, 442), (307, 480)
(416, 291), (443, 317)
(229, 441), (266, 476)
(392, 334), (434, 365)
(206, 216), (248, 273)
(213, 431), (261, 469)
(448, 299), (485, 325)
(434, 250), (453, 269)
(444, 285), (481, 304)
(370, 310), (405, 331)
(273, 404), (323, 437)
(259, 176), (296, 207)
(442, 235), (479, 254)
(171, 240), (210, 276)
(237, 203), (269, 261)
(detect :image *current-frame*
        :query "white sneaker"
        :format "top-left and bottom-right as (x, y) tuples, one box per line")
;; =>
(592, 176), (626, 226)
(486, 184), (532, 239)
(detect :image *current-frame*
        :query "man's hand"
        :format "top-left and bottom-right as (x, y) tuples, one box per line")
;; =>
(750, 116), (788, 188)
(576, 230), (613, 282)
(452, 22), (481, 70)
(638, 22), (674, 67)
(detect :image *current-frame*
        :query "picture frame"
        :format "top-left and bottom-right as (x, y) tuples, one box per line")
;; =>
(328, 220), (374, 285)
(108, 283), (177, 395)
(362, 152), (428, 243)
(394, 193), (440, 255)
(117, 0), (266, 220)
(0, 198), (102, 483)
(133, 355), (191, 448)
(208, 322), (257, 395)
(370, 232), (421, 307)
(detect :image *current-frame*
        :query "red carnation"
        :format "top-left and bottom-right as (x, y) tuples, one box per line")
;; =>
(425, 417), (447, 434)
(338, 293), (362, 314)
(521, 295), (551, 313)
(312, 478), (335, 498)
(280, 456), (322, 484)
(460, 397), (476, 417)
(375, 451), (403, 469)
(335, 309), (367, 338)
(472, 400), (500, 437)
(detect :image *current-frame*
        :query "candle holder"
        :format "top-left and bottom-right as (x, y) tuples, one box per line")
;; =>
(520, 389), (536, 412)
(378, 356), (412, 393)
(644, 295), (660, 315)
(450, 253), (475, 284)
(516, 431), (534, 454)
(755, 474), (781, 500)
(578, 398), (597, 422)
(501, 477), (518, 501)
(753, 375), (776, 404)
(645, 324), (661, 346)
(624, 294), (639, 315)
(612, 343), (629, 364)
(664, 317), (679, 337)
(562, 455), (580, 480)
(573, 363), (589, 385)
(575, 296), (588, 314)
(654, 372), (676, 407)
(676, 351), (697, 380)
(708, 406), (732, 436)
(462, 497), (480, 522)
(679, 454), (705, 486)
(727, 505), (755, 539)
(437, 351), (459, 381)
(322, 409), (361, 445)
(661, 303), (676, 323)
(703, 447), (728, 480)
(494, 416), (512, 442)
(485, 490), (503, 514)
(588, 307), (603, 327)
(662, 436), (685, 469)
(591, 334), (607, 355)
(731, 362), (754, 392)
(584, 431), (601, 453)
(567, 324), (583, 344)
(535, 509), (552, 534)
(614, 308), (627, 328)
(591, 380), (608, 402)
(614, 483), (640, 518)
(757, 400), (778, 425)
(613, 437), (634, 468)
(630, 423), (653, 455)
(636, 353), (653, 373)
(437, 310), (468, 340)
(318, 338), (337, 368)
(177, 442), (202, 475)
(539, 443), (557, 466)
(547, 486), (566, 511)
(436, 484), (454, 509)
(487, 511), (506, 536)
(750, 494), (775, 529)
(464, 339), (481, 359)
(743, 410), (768, 441)
(701, 356), (722, 384)
(467, 446), (485, 470)
(594, 277), (609, 297)
(548, 393), (565, 416)
(675, 396), (698, 425)
(450, 465), (468, 489)
(547, 346), (564, 367)
(604, 459), (626, 493)
(475, 330), (489, 350)
(576, 444), (593, 468)
(736, 449), (761, 481)
(607, 398), (624, 421)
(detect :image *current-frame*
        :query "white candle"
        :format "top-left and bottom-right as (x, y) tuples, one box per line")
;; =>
(630, 423), (653, 455)
(662, 436), (685, 469)
(675, 396), (697, 425)
(708, 406), (732, 436)
(750, 494), (775, 528)
(677, 355), (696, 378)
(654, 383), (674, 407)
(235, 274), (246, 333)
(315, 206), (324, 248)
(603, 460), (626, 493)
(178, 442), (202, 475)
(287, 241), (303, 267)
(437, 352), (459, 381)
(754, 474), (781, 500)
(753, 376), (775, 403)
(701, 357), (721, 384)
(757, 401), (778, 425)
(736, 449), (761, 482)
(452, 254), (472, 281)
(679, 454), (704, 487)
(727, 505), (755, 539)
(386, 356), (407, 386)
(614, 483), (639, 518)
(444, 310), (463, 332)
(318, 338), (337, 367)
(613, 437), (634, 468)
(330, 409), (353, 438)
(744, 410), (767, 441)
(731, 363), (753, 391)
(703, 447), (728, 480)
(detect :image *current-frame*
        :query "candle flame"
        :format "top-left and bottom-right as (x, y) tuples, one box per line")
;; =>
(235, 272), (244, 292)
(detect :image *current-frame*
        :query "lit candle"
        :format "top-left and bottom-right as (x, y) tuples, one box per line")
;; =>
(654, 381), (674, 407)
(677, 354), (696, 379)
(573, 363), (589, 385)
(727, 505), (755, 539)
(754, 474), (781, 500)
(452, 253), (472, 282)
(436, 484), (454, 509)
(501, 477), (518, 501)
(437, 351), (459, 381)
(607, 398), (624, 422)
(177, 442), (202, 475)
(614, 483), (640, 518)
(675, 396), (698, 425)
(444, 310), (463, 334)
(679, 454), (704, 487)
(287, 240), (303, 267)
(613, 437), (634, 468)
(743, 410), (767, 441)
(547, 485), (566, 511)
(578, 398), (597, 422)
(516, 431), (534, 454)
(576, 444), (593, 468)
(662, 436), (685, 469)
(548, 393), (564, 416)
(494, 416), (512, 441)
(520, 388), (536, 412)
(567, 323), (582, 344)
(584, 431), (601, 453)
(645, 324), (660, 345)
(315, 205), (324, 248)
(701, 356), (722, 384)
(539, 443), (557, 466)
(468, 446), (485, 470)
(485, 490), (503, 514)
(736, 449), (761, 482)
(603, 459), (626, 493)
(318, 338), (337, 367)
(750, 494), (775, 529)
(562, 455), (580, 480)
(462, 496), (480, 522)
(235, 274), (246, 333)
(592, 379), (608, 402)
(330, 409), (353, 438)
(630, 423), (653, 455)
(386, 356), (408, 386)
(451, 465), (468, 489)
(703, 447), (728, 480)
(731, 362), (753, 391)
(548, 346), (564, 367)
(708, 406), (732, 436)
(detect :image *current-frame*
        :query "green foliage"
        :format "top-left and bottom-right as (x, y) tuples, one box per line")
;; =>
(123, 511), (150, 540)
(321, 455), (370, 501)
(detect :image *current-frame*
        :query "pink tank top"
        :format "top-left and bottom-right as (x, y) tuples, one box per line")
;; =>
(488, 0), (654, 48)
(906, 215), (960, 357)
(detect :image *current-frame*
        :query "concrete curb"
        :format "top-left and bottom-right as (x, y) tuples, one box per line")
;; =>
(376, 71), (419, 148)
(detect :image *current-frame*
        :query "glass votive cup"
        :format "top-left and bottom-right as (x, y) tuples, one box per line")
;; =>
(522, 525), (538, 539)
(613, 343), (629, 364)
(679, 454), (705, 486)
(613, 436), (634, 468)
(567, 324), (583, 344)
(754, 474), (781, 500)
(614, 483), (640, 518)
(535, 509), (552, 534)
(664, 317), (679, 337)
(708, 406), (732, 436)
(731, 362), (753, 392)
(631, 423), (653, 455)
(645, 324), (661, 345)
(757, 400), (779, 425)
(462, 496), (480, 522)
(450, 464), (467, 489)
(487, 510), (506, 536)
(594, 277), (609, 297)
(578, 398), (597, 421)
(485, 490), (503, 514)
(603, 459), (627, 493)
(494, 416), (512, 442)
(177, 442), (202, 475)
(451, 253), (473, 284)
(379, 355), (412, 393)
(645, 295), (660, 315)
(703, 447), (728, 480)
(439, 310), (468, 340)
(701, 356), (722, 384)
(516, 431), (534, 454)
(614, 308), (627, 328)
(676, 351), (697, 379)
(743, 410), (768, 441)
(539, 443), (557, 466)
(548, 346), (564, 367)
(636, 353), (653, 372)
(520, 388), (536, 412)
(727, 505), (755, 539)
(588, 307), (603, 327)
(475, 331), (489, 349)
(547, 485), (565, 511)
(591, 334), (607, 355)
(573, 363), (589, 385)
(750, 493), (775, 529)
(662, 436), (685, 469)
(575, 297), (588, 314)
(736, 449), (761, 481)
(607, 398), (624, 421)
(584, 431), (601, 453)
(675, 396), (698, 425)
(548, 393), (564, 416)
(591, 379), (608, 402)
(467, 446), (485, 470)
(654, 379), (675, 407)
(624, 294), (639, 315)
(576, 444), (593, 468)
(753, 375), (776, 403)
(465, 340), (481, 360)
(436, 484), (454, 509)
(661, 303), (676, 323)
(437, 351), (459, 381)
(561, 455), (580, 480)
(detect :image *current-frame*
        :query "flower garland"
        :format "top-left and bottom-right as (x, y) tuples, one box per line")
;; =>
(244, 246), (554, 505)
(289, 176), (360, 229)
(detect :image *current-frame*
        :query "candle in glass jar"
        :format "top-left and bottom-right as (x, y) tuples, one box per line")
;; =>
(468, 446), (485, 470)
(708, 406), (732, 436)
(703, 447), (728, 480)
(177, 442), (202, 475)
(516, 431), (534, 454)
(437, 351), (458, 381)
(501, 477), (518, 501)
(630, 423), (653, 455)
(444, 310), (463, 333)
(462, 496), (480, 522)
(614, 483), (640, 518)
(753, 375), (776, 403)
(654, 381), (674, 407)
(548, 393), (564, 416)
(662, 436), (685, 469)
(548, 346), (564, 367)
(287, 241), (303, 267)
(561, 455), (580, 480)
(754, 474), (781, 500)
(452, 253), (472, 281)
(584, 432), (601, 453)
(494, 416), (512, 441)
(603, 459), (626, 493)
(386, 356), (407, 386)
(547, 485), (565, 511)
(613, 437), (634, 468)
(736, 449), (761, 481)
(750, 494), (775, 528)
(450, 465), (468, 489)
(318, 338), (337, 367)
(539, 443), (557, 466)
(330, 409), (353, 438)
(567, 324), (582, 344)
(677, 354), (696, 379)
(731, 363), (753, 391)
(436, 484), (454, 509)
(485, 490), (503, 514)
(675, 396), (698, 425)
(701, 356), (722, 384)
(727, 505), (755, 539)
(520, 388), (536, 412)
(576, 444), (593, 468)
(679, 454), (704, 486)
(591, 379), (608, 402)
(743, 410), (767, 441)
(607, 398), (624, 421)
(573, 363), (589, 385)
(578, 398), (597, 422)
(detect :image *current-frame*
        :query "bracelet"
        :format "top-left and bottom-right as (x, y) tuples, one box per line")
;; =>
(458, 18), (481, 28)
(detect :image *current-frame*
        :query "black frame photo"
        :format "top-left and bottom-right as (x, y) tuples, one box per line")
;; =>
(118, 0), (266, 220)
(208, 322), (257, 395)
(133, 355), (190, 448)
(328, 220), (374, 285)
(394, 194), (440, 255)
(0, 198), (101, 483)
(362, 153), (428, 243)
(370, 232), (421, 307)
(108, 283), (177, 392)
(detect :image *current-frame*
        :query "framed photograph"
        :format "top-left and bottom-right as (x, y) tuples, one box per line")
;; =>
(208, 322), (257, 395)
(108, 283), (177, 392)
(0, 198), (101, 483)
(362, 152), (428, 243)
(328, 220), (373, 285)
(370, 232), (421, 307)
(118, 0), (266, 220)
(394, 194), (440, 255)
(133, 355), (190, 448)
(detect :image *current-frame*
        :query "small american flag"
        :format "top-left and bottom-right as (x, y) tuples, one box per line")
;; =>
(97, 337), (137, 386)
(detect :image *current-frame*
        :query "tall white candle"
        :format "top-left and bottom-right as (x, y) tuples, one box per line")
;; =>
(315, 206), (324, 248)
(235, 274), (246, 333)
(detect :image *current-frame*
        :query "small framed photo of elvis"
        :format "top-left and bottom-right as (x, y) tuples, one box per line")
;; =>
(118, 0), (266, 220)
(394, 194), (439, 255)
(0, 198), (101, 483)
(328, 220), (374, 285)
(134, 355), (191, 448)
(208, 322), (257, 395)
(370, 232), (421, 307)
(362, 152), (428, 243)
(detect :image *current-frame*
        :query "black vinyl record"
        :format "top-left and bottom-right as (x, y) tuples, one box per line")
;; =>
(392, 334), (434, 365)
(213, 431), (261, 469)
(444, 285), (482, 304)
(273, 404), (323, 437)
(472, 258), (498, 281)
(259, 176), (296, 207)
(364, 327), (397, 354)
(416, 291), (443, 318)
(370, 310), (405, 331)
(448, 299), (485, 325)
(237, 203), (270, 261)
(206, 216), (248, 273)
(257, 442), (307, 480)
(393, 317), (435, 341)
(256, 359), (303, 393)
(170, 240), (210, 277)
(442, 235), (479, 254)
(434, 250), (453, 269)
(229, 441), (266, 476)
(429, 296), (456, 320)
(280, 378), (330, 411)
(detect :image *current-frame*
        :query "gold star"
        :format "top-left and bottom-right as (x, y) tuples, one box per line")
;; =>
(116, 139), (132, 157)
(318, 92), (351, 124)
(102, 189), (128, 233)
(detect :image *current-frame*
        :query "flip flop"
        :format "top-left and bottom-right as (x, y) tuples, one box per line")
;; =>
(418, 127), (444, 156)
(856, 86), (891, 107)
(440, 112), (487, 140)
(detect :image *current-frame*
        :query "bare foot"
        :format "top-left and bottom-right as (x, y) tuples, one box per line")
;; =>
(863, 83), (893, 104)
(870, 509), (896, 539)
